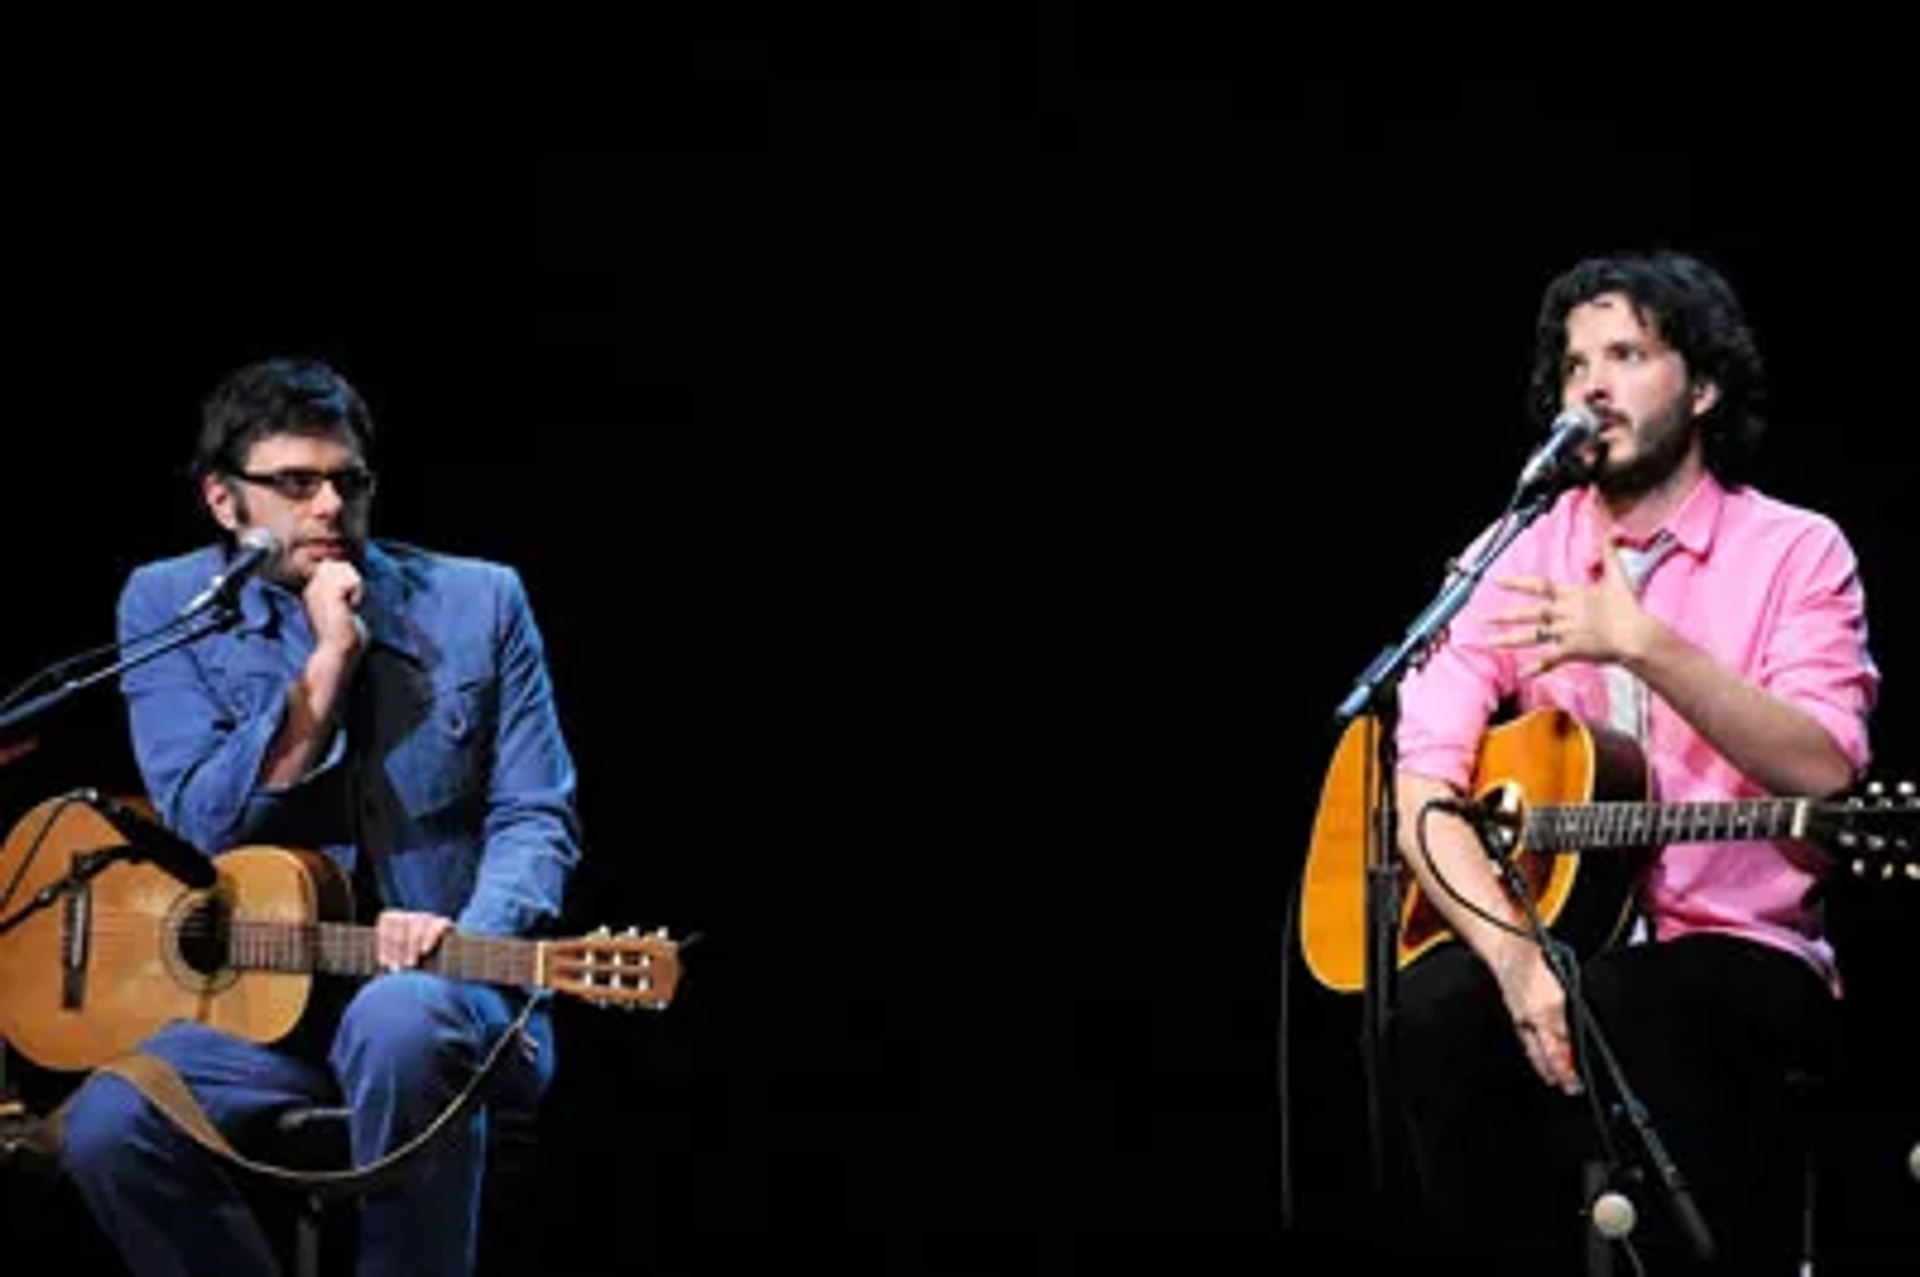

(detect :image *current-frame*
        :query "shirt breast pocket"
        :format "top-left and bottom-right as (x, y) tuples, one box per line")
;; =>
(215, 672), (290, 724)
(381, 675), (492, 819)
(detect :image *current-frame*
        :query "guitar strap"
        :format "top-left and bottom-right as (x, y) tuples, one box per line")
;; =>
(21, 992), (541, 1200)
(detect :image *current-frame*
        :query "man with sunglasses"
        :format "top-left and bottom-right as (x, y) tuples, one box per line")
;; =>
(55, 355), (583, 1276)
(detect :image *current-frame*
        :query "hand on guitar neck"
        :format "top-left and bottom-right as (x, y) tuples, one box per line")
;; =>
(372, 910), (455, 972)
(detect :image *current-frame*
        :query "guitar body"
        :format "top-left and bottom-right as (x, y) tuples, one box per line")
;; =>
(0, 795), (350, 1071)
(1299, 707), (1652, 992)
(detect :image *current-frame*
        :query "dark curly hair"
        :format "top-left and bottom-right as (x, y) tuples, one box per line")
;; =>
(1529, 250), (1766, 487)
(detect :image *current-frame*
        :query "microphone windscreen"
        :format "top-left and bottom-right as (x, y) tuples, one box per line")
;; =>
(238, 526), (283, 558)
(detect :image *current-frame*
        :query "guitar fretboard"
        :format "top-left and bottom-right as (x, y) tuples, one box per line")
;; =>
(1526, 798), (1807, 853)
(225, 921), (540, 988)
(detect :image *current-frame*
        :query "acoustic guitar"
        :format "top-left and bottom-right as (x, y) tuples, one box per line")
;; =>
(0, 793), (683, 1072)
(1298, 706), (1919, 993)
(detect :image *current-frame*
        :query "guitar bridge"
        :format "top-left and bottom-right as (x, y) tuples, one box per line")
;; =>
(60, 879), (90, 1010)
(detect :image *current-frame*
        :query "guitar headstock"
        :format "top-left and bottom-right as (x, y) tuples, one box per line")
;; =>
(1818, 780), (1920, 884)
(543, 925), (684, 1010)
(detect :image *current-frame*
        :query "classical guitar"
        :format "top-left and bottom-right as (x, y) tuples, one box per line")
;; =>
(0, 793), (683, 1072)
(1297, 706), (1919, 994)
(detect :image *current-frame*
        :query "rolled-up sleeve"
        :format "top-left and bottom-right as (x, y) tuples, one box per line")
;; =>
(1757, 519), (1879, 779)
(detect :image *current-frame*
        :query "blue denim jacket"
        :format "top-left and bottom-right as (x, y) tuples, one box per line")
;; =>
(115, 539), (581, 937)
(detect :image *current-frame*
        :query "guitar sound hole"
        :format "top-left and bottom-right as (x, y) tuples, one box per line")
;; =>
(175, 896), (231, 977)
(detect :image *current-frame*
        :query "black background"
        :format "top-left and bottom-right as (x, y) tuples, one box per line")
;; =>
(2, 16), (1915, 1275)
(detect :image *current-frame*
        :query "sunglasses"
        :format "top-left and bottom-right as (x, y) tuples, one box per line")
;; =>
(228, 464), (379, 502)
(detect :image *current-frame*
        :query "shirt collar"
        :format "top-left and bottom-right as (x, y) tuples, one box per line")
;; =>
(352, 542), (426, 663)
(222, 541), (423, 663)
(1576, 470), (1725, 575)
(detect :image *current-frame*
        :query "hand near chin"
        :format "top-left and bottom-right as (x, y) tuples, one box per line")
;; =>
(305, 559), (368, 659)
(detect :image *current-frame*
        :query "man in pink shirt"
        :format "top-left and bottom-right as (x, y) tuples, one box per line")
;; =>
(1386, 250), (1880, 1275)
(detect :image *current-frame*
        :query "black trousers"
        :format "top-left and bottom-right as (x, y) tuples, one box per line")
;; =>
(1390, 932), (1834, 1276)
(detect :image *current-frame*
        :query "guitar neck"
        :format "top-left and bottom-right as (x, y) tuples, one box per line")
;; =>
(1527, 797), (1810, 853)
(227, 921), (543, 988)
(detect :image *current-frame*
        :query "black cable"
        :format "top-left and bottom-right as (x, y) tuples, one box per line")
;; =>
(1412, 796), (1532, 941)
(1276, 865), (1301, 1230)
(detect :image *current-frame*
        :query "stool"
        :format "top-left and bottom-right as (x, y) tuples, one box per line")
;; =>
(1582, 1067), (1826, 1275)
(268, 1100), (541, 1277)
(271, 1105), (353, 1277)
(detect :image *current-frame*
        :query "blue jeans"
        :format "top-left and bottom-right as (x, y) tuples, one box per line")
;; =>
(59, 973), (552, 1277)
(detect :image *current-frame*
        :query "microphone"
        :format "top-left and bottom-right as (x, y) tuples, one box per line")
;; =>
(1431, 792), (1525, 859)
(1515, 404), (1601, 501)
(78, 790), (217, 889)
(178, 527), (282, 620)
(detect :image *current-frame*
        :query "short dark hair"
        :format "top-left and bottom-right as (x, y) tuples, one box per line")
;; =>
(193, 356), (376, 481)
(1529, 250), (1766, 487)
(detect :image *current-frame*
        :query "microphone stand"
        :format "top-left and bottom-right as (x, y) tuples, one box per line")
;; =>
(0, 814), (166, 935)
(1466, 804), (1715, 1268)
(0, 605), (236, 1113)
(0, 803), (123, 1187)
(1329, 476), (1568, 1219)
(0, 605), (237, 750)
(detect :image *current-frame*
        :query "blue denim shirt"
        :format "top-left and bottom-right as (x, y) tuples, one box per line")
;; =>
(115, 539), (581, 937)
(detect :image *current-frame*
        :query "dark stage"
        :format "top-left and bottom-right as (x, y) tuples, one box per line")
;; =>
(2, 20), (1916, 1275)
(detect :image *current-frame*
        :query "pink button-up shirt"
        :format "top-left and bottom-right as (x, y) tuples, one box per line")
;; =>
(1395, 472), (1879, 994)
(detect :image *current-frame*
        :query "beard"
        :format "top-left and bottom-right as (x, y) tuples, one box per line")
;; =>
(1592, 400), (1696, 501)
(225, 488), (369, 585)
